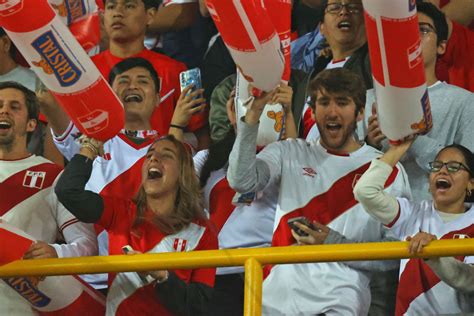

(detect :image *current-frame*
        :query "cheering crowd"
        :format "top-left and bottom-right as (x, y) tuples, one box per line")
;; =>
(0, 0), (473, 315)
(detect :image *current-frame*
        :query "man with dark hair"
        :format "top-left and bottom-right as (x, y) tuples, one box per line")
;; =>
(41, 57), (204, 291)
(91, 0), (209, 149)
(227, 68), (411, 315)
(0, 81), (97, 315)
(290, 0), (371, 139)
(365, 2), (473, 203)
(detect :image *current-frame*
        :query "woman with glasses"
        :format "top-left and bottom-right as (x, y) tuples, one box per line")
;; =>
(354, 140), (474, 315)
(55, 135), (218, 316)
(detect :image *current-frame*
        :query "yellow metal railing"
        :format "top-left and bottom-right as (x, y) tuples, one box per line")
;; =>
(1, 239), (473, 315)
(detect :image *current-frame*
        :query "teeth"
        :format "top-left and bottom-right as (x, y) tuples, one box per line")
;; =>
(124, 94), (142, 102)
(0, 121), (11, 128)
(339, 21), (351, 28)
(148, 168), (162, 179)
(436, 179), (451, 189)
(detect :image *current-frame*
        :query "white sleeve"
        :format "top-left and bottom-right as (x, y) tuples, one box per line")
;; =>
(426, 257), (474, 293)
(227, 120), (280, 193)
(52, 122), (82, 161)
(193, 149), (209, 175)
(48, 174), (98, 258)
(354, 158), (403, 225)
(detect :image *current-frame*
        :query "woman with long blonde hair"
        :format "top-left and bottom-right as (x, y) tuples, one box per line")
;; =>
(56, 135), (217, 316)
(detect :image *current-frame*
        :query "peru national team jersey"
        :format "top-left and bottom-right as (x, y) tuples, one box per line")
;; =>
(389, 199), (474, 316)
(98, 196), (217, 316)
(54, 124), (160, 288)
(0, 155), (96, 315)
(257, 139), (411, 315)
(91, 49), (207, 134)
(193, 150), (276, 275)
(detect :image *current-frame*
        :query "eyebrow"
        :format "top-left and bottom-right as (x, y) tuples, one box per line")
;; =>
(419, 22), (436, 30)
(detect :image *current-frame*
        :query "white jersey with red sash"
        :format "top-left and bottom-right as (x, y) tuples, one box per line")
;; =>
(53, 124), (159, 288)
(194, 150), (277, 275)
(0, 155), (98, 315)
(98, 196), (216, 316)
(256, 139), (411, 316)
(389, 199), (474, 315)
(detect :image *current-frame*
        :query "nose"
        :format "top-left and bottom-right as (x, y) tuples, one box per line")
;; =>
(112, 4), (125, 17)
(339, 4), (350, 16)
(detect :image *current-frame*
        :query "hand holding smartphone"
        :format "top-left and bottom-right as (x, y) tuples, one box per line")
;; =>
(287, 217), (315, 237)
(180, 68), (202, 103)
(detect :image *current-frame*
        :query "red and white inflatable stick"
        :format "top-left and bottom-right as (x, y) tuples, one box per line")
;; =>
(206, 0), (284, 92)
(48, 0), (101, 55)
(0, 222), (106, 316)
(363, 0), (432, 143)
(263, 0), (291, 82)
(0, 0), (123, 141)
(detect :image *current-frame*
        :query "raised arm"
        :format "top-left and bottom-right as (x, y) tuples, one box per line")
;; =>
(36, 82), (70, 136)
(227, 91), (275, 193)
(354, 140), (413, 225)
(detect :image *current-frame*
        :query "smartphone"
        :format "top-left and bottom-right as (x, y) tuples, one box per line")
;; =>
(287, 217), (314, 237)
(179, 68), (202, 103)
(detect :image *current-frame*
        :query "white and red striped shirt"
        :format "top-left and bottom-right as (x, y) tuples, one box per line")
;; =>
(54, 125), (160, 288)
(0, 155), (97, 315)
(255, 139), (411, 315)
(390, 199), (474, 315)
(194, 150), (276, 275)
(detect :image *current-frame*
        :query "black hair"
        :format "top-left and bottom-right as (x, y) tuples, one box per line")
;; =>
(416, 2), (448, 44)
(0, 81), (39, 143)
(309, 68), (366, 114)
(0, 27), (17, 59)
(103, 0), (161, 10)
(109, 57), (160, 92)
(199, 128), (236, 189)
(436, 144), (474, 202)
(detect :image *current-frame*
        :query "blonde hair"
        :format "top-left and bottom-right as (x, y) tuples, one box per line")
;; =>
(134, 135), (206, 234)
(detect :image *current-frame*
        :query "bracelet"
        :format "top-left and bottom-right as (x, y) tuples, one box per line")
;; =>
(169, 124), (185, 130)
(78, 135), (104, 157)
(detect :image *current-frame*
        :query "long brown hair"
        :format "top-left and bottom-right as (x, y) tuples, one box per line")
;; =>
(134, 135), (206, 234)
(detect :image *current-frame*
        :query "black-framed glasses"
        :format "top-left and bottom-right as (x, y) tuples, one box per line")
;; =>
(428, 161), (471, 173)
(326, 2), (363, 14)
(419, 22), (436, 36)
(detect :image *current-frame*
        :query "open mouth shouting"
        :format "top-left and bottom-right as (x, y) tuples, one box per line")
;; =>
(338, 20), (352, 31)
(147, 167), (163, 180)
(0, 120), (12, 133)
(325, 122), (342, 135)
(123, 92), (143, 104)
(434, 178), (452, 192)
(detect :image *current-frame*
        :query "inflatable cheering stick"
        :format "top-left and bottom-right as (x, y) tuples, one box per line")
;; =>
(206, 0), (284, 93)
(0, 0), (124, 141)
(0, 222), (105, 315)
(363, 0), (432, 143)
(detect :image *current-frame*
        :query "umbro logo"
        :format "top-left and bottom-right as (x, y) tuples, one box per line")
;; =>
(302, 167), (317, 178)
(453, 234), (470, 239)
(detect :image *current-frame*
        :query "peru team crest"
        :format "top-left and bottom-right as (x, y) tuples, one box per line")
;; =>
(23, 171), (46, 189)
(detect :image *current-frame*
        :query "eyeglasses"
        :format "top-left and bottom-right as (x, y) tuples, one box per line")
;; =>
(326, 2), (363, 14)
(419, 23), (436, 36)
(428, 161), (471, 173)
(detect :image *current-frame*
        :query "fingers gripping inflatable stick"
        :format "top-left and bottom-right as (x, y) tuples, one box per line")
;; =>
(363, 0), (433, 143)
(0, 222), (106, 315)
(0, 0), (124, 141)
(206, 0), (285, 93)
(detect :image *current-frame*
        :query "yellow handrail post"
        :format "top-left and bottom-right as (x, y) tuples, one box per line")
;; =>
(244, 257), (263, 316)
